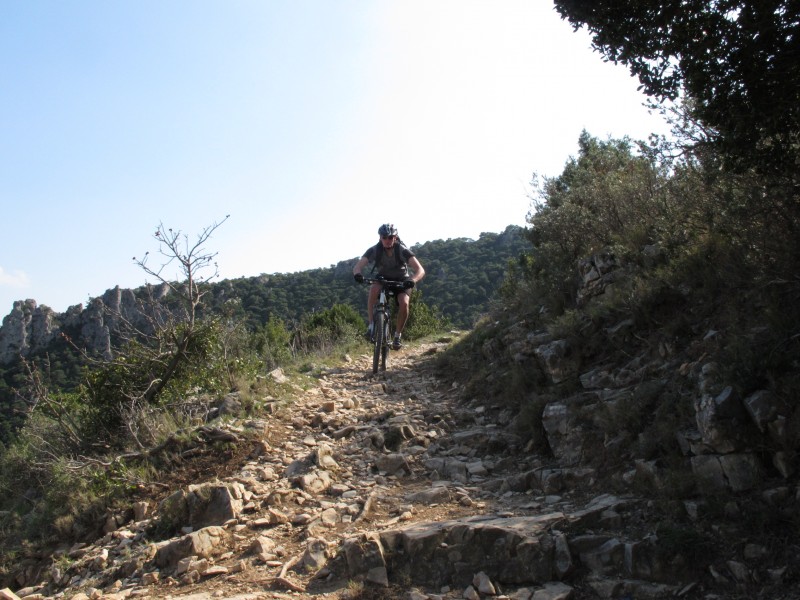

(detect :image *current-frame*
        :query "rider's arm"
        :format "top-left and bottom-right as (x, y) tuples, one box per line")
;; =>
(408, 256), (425, 282)
(353, 256), (369, 276)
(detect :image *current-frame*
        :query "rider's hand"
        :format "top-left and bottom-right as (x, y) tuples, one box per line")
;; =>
(354, 273), (364, 283)
(403, 279), (415, 289)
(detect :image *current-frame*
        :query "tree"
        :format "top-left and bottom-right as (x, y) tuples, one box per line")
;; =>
(75, 217), (232, 449)
(130, 217), (230, 405)
(553, 0), (800, 176)
(523, 131), (668, 313)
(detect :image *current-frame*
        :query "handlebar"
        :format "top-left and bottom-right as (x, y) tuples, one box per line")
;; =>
(357, 276), (413, 291)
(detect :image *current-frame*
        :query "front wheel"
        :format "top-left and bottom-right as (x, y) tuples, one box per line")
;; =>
(381, 315), (390, 371)
(372, 311), (384, 374)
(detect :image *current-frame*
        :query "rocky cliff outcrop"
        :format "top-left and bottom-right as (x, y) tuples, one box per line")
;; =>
(0, 284), (171, 365)
(0, 300), (59, 363)
(479, 249), (797, 499)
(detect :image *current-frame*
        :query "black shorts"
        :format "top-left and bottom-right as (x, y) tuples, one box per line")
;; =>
(371, 279), (410, 299)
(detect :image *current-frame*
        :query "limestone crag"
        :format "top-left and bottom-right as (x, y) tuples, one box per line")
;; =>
(0, 284), (170, 365)
(0, 300), (58, 364)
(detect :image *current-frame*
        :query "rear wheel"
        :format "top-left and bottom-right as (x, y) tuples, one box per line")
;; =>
(372, 311), (384, 374)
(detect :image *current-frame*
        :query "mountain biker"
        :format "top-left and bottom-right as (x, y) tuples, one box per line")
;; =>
(353, 223), (426, 350)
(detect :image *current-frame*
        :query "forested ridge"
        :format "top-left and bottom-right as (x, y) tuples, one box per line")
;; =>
(204, 224), (528, 330)
(0, 225), (527, 438)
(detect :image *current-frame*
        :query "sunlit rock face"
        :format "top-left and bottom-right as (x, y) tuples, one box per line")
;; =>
(0, 299), (58, 363)
(0, 283), (174, 365)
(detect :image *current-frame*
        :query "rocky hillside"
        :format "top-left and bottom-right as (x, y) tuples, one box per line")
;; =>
(1, 333), (798, 600)
(1, 224), (798, 599)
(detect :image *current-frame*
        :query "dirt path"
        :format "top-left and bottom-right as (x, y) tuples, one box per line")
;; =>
(149, 337), (523, 599)
(20, 338), (582, 600)
(213, 338), (502, 598)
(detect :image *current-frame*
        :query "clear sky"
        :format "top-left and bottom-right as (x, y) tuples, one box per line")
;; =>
(0, 1), (671, 315)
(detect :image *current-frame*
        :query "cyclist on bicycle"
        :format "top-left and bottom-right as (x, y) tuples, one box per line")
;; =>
(353, 223), (426, 350)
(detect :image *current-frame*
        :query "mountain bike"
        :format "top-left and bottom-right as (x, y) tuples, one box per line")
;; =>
(359, 277), (408, 374)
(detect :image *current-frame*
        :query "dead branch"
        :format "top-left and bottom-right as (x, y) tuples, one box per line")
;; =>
(273, 553), (306, 592)
(354, 490), (378, 523)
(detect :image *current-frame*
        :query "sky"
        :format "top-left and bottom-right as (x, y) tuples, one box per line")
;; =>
(0, 1), (672, 315)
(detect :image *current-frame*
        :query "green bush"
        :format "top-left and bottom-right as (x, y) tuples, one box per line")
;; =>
(294, 303), (363, 355)
(303, 303), (363, 337)
(0, 419), (128, 546)
(521, 131), (672, 315)
(79, 317), (232, 448)
(404, 289), (451, 340)
(254, 314), (292, 369)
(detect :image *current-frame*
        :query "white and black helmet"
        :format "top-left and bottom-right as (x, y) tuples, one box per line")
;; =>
(378, 223), (398, 237)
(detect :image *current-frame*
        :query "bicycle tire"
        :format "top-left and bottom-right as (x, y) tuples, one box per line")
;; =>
(381, 315), (390, 370)
(372, 310), (384, 374)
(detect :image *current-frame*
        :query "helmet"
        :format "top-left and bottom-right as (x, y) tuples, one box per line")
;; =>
(378, 223), (398, 237)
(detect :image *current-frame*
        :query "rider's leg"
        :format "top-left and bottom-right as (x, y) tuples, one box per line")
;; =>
(395, 291), (411, 334)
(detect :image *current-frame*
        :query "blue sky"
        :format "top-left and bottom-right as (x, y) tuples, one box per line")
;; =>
(1, 1), (671, 314)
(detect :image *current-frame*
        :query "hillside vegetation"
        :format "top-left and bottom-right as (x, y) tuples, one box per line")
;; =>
(0, 225), (532, 552)
(205, 225), (528, 331)
(0, 226), (527, 441)
(1, 1), (799, 595)
(437, 125), (800, 459)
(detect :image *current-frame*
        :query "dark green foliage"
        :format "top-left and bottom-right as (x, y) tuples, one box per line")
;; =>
(293, 303), (363, 355)
(410, 227), (530, 327)
(554, 0), (800, 178)
(302, 303), (363, 336)
(205, 226), (528, 332)
(76, 318), (221, 449)
(253, 314), (292, 369)
(521, 131), (671, 314)
(403, 289), (451, 340)
(0, 327), (86, 446)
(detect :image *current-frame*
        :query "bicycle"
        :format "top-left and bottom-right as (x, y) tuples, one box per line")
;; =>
(359, 276), (409, 374)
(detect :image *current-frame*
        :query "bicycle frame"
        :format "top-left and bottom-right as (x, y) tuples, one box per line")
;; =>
(361, 277), (406, 374)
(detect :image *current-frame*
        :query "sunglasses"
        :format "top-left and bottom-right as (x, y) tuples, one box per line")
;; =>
(381, 235), (396, 240)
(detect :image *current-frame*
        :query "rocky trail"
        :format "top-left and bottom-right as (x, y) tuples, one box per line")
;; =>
(3, 338), (769, 600)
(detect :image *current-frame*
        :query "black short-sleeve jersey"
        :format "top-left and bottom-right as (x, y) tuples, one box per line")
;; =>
(363, 243), (415, 280)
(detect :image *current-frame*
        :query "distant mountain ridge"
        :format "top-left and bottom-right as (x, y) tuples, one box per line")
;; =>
(0, 225), (528, 366)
